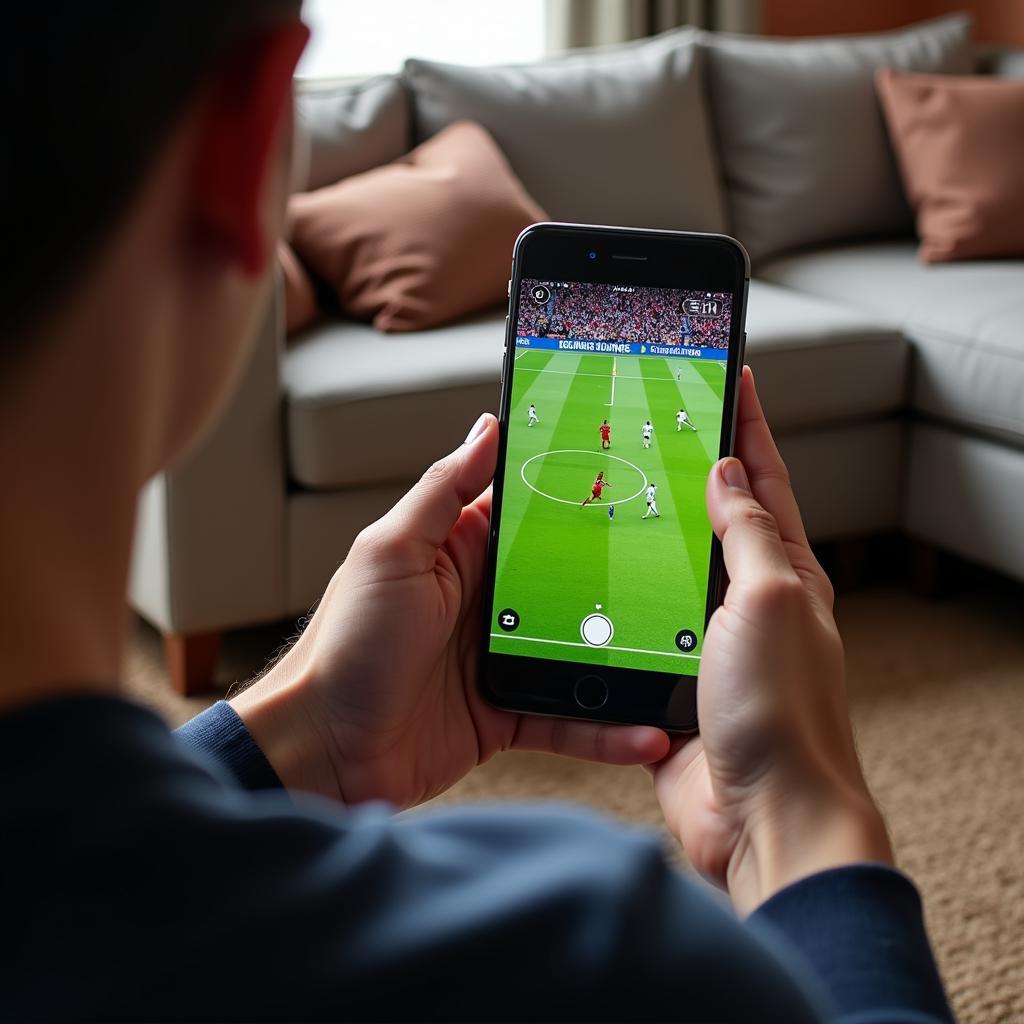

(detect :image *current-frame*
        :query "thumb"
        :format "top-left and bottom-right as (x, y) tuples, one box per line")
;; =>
(706, 457), (796, 589)
(372, 413), (498, 572)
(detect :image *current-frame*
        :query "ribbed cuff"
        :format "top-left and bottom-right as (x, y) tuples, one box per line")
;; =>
(176, 700), (283, 792)
(752, 864), (954, 1023)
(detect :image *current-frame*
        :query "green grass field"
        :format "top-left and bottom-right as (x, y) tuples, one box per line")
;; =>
(489, 346), (726, 674)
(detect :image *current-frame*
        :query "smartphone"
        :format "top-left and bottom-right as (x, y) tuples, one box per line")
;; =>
(479, 223), (749, 732)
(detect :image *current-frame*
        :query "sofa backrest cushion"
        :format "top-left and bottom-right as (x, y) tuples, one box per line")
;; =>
(404, 28), (726, 234)
(297, 75), (410, 192)
(701, 14), (973, 265)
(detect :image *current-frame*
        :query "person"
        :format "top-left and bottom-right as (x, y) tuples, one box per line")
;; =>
(678, 406), (698, 432)
(642, 482), (660, 519)
(580, 470), (611, 508)
(642, 419), (654, 449)
(528, 402), (539, 427)
(1, 4), (955, 1021)
(599, 418), (611, 449)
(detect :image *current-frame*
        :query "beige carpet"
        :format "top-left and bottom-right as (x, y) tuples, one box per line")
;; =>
(126, 581), (1024, 1024)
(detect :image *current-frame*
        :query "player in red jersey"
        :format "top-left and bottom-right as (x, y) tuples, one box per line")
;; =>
(599, 420), (611, 449)
(580, 470), (611, 507)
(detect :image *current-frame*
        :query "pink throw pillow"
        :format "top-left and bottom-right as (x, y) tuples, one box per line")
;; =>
(277, 241), (319, 335)
(287, 121), (546, 332)
(876, 68), (1024, 263)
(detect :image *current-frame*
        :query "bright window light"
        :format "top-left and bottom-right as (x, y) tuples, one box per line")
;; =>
(297, 0), (548, 80)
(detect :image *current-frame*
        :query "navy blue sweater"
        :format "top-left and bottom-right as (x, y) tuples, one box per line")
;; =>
(0, 697), (954, 1022)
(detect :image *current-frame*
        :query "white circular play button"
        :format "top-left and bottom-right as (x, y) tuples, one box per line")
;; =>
(580, 613), (614, 647)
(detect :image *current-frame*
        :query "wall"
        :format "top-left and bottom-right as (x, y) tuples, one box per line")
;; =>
(761, 0), (1024, 45)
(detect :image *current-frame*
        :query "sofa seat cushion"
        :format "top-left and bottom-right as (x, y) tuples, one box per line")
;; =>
(744, 281), (908, 432)
(759, 241), (1024, 446)
(284, 311), (507, 489)
(283, 283), (907, 490)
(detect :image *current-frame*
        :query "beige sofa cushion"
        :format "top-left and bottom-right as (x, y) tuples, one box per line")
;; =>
(285, 311), (506, 490)
(743, 283), (908, 432)
(759, 240), (1024, 447)
(701, 15), (973, 264)
(297, 75), (409, 191)
(283, 283), (907, 490)
(404, 28), (726, 233)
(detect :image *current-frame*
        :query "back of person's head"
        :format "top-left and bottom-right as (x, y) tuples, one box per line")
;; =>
(2, 1), (301, 351)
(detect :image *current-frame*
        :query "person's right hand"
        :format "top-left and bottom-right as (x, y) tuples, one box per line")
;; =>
(653, 367), (893, 914)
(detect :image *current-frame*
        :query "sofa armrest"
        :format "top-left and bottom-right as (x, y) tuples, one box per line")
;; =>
(129, 276), (288, 635)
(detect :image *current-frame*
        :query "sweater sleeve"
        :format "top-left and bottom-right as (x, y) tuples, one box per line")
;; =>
(751, 864), (955, 1024)
(176, 702), (953, 1023)
(175, 699), (283, 791)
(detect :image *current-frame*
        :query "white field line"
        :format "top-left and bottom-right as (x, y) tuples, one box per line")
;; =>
(490, 633), (700, 660)
(605, 357), (617, 406)
(515, 367), (687, 382)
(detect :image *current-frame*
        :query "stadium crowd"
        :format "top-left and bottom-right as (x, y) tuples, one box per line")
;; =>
(517, 282), (731, 348)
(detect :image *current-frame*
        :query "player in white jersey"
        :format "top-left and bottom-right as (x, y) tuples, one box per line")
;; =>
(676, 408), (697, 432)
(642, 482), (660, 519)
(528, 403), (539, 427)
(641, 420), (654, 449)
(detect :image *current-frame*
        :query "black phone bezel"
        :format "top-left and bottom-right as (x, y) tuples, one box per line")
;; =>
(479, 223), (749, 733)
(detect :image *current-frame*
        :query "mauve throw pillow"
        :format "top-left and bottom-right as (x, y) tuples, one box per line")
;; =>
(876, 68), (1024, 263)
(277, 241), (319, 335)
(287, 121), (545, 332)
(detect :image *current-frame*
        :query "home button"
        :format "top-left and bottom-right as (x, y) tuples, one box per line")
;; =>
(574, 675), (609, 711)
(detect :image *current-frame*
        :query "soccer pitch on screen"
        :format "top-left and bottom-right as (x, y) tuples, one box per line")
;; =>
(490, 346), (726, 675)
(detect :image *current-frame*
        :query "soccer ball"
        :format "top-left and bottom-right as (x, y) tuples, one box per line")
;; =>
(608, 504), (615, 520)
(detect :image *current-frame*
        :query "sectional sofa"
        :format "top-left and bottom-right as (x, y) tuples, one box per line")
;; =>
(130, 15), (1024, 692)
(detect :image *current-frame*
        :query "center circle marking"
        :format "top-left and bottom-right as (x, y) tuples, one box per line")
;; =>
(520, 449), (648, 507)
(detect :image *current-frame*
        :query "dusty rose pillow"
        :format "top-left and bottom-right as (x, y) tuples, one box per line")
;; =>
(286, 121), (546, 332)
(876, 68), (1024, 263)
(277, 241), (319, 335)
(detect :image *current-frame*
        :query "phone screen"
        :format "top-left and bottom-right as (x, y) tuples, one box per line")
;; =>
(489, 278), (734, 677)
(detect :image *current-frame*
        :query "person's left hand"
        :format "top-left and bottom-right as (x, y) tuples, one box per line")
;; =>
(232, 413), (670, 808)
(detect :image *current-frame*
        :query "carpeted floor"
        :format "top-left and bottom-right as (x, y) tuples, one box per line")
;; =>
(126, 580), (1024, 1024)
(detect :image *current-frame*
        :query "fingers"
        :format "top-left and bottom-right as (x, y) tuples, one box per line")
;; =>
(365, 414), (498, 573)
(512, 716), (671, 766)
(715, 368), (833, 607)
(706, 457), (799, 589)
(443, 485), (494, 607)
(733, 367), (810, 550)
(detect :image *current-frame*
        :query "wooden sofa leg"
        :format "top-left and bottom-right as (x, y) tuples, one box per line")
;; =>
(164, 631), (223, 696)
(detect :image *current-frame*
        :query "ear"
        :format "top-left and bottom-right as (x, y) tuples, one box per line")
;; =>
(192, 19), (309, 277)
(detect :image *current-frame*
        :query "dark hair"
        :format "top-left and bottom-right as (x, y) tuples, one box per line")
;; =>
(2, 1), (301, 346)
